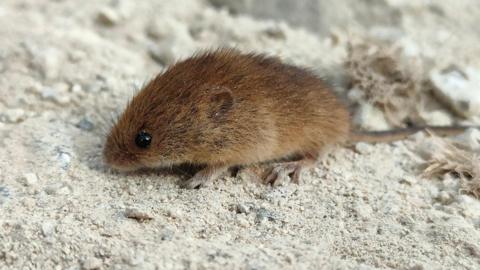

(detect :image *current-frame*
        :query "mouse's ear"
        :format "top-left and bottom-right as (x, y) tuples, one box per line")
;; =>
(208, 86), (234, 120)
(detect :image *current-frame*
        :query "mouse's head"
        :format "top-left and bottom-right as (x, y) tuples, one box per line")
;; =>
(103, 68), (235, 172)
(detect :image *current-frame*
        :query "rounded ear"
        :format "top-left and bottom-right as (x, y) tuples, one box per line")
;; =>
(208, 86), (234, 120)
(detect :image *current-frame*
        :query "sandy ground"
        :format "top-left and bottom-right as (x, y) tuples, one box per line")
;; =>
(1, 1), (480, 269)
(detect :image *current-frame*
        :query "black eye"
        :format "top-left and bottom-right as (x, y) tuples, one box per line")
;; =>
(135, 130), (152, 148)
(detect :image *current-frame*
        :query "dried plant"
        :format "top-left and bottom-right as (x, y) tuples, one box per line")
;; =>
(420, 135), (480, 198)
(345, 42), (426, 127)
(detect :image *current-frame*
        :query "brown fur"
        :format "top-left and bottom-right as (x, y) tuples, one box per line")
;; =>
(103, 48), (350, 172)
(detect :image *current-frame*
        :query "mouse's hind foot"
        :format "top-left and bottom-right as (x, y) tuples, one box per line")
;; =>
(264, 161), (305, 186)
(245, 152), (319, 186)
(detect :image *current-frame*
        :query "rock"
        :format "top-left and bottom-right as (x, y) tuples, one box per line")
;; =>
(430, 65), (480, 118)
(148, 39), (196, 66)
(125, 208), (154, 222)
(436, 191), (453, 205)
(82, 257), (102, 270)
(255, 207), (277, 223)
(1, 108), (26, 123)
(40, 82), (71, 105)
(71, 84), (84, 94)
(41, 221), (56, 237)
(75, 118), (94, 131)
(56, 149), (72, 170)
(35, 47), (62, 80)
(235, 203), (250, 214)
(0, 186), (10, 204)
(160, 229), (174, 241)
(167, 208), (183, 219)
(354, 142), (372, 154)
(69, 50), (87, 62)
(145, 17), (180, 40)
(261, 26), (286, 40)
(237, 216), (250, 227)
(121, 250), (145, 266)
(44, 183), (71, 195)
(353, 103), (391, 130)
(145, 18), (196, 65)
(419, 110), (453, 126)
(97, 8), (121, 26)
(399, 176), (417, 185)
(453, 128), (480, 151)
(21, 173), (38, 186)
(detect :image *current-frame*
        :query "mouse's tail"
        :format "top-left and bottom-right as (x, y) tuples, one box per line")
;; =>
(348, 126), (478, 144)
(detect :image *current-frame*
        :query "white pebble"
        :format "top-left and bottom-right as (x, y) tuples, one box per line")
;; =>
(71, 84), (83, 94)
(97, 8), (120, 26)
(353, 103), (391, 130)
(167, 208), (182, 219)
(57, 152), (72, 169)
(354, 142), (372, 154)
(437, 191), (452, 205)
(430, 66), (480, 118)
(1, 108), (26, 123)
(22, 173), (38, 186)
(41, 221), (56, 237)
(400, 176), (417, 185)
(454, 128), (480, 151)
(40, 48), (62, 79)
(237, 216), (250, 227)
(40, 83), (71, 105)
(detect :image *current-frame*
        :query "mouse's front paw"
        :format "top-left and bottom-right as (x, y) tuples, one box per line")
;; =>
(179, 175), (207, 189)
(178, 165), (228, 189)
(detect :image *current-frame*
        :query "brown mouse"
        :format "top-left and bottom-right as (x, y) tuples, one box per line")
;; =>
(103, 48), (476, 188)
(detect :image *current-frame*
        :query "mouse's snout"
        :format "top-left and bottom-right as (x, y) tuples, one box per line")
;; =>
(103, 137), (140, 172)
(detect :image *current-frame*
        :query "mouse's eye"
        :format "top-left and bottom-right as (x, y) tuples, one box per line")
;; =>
(135, 130), (152, 148)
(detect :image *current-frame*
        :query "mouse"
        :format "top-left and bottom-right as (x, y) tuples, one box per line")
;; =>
(103, 48), (476, 188)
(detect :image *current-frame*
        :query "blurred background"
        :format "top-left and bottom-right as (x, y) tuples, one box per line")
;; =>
(1, 0), (479, 132)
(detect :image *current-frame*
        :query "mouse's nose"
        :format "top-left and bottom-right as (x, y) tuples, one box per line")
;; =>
(102, 144), (139, 172)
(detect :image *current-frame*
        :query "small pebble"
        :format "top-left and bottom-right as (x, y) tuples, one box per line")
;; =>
(160, 229), (174, 241)
(236, 203), (250, 214)
(22, 198), (36, 208)
(83, 257), (102, 270)
(45, 183), (68, 195)
(148, 44), (173, 66)
(408, 264), (425, 270)
(57, 151), (72, 170)
(41, 221), (56, 237)
(121, 251), (145, 266)
(97, 8), (120, 26)
(354, 142), (372, 154)
(437, 191), (453, 205)
(255, 207), (276, 223)
(1, 108), (26, 123)
(237, 216), (250, 227)
(167, 208), (182, 219)
(430, 65), (480, 118)
(39, 47), (61, 79)
(71, 84), (84, 94)
(262, 27), (286, 39)
(22, 173), (38, 186)
(40, 83), (71, 105)
(125, 208), (153, 222)
(399, 176), (417, 185)
(0, 186), (10, 204)
(75, 118), (94, 131)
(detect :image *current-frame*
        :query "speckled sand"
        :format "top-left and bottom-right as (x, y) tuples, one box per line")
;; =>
(1, 1), (480, 269)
